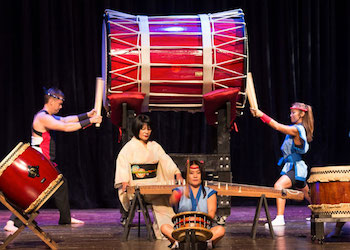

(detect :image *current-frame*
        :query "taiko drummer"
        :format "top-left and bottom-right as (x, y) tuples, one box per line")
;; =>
(161, 160), (225, 249)
(4, 87), (102, 232)
(251, 102), (314, 227)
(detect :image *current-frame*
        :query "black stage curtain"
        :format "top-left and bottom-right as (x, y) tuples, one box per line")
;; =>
(0, 0), (349, 208)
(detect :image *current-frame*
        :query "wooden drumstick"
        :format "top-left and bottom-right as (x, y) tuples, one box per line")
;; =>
(185, 158), (190, 197)
(94, 77), (104, 127)
(246, 72), (259, 114)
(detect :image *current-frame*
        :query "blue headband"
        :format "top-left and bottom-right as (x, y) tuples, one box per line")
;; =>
(47, 92), (65, 101)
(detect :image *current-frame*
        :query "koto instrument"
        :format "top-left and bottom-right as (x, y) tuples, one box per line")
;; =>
(127, 181), (304, 201)
(308, 166), (350, 217)
(0, 142), (63, 213)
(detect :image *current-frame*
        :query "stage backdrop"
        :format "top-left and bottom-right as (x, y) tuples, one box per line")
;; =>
(0, 0), (349, 208)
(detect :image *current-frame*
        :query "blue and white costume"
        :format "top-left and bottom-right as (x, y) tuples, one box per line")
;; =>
(278, 124), (309, 181)
(173, 185), (217, 213)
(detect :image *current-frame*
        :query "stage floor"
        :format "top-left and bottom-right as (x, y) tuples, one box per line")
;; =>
(0, 206), (349, 249)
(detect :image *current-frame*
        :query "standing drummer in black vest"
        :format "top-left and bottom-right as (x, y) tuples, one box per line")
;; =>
(4, 87), (102, 232)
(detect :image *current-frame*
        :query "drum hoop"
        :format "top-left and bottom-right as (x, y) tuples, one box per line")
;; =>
(309, 203), (350, 217)
(172, 227), (213, 242)
(172, 211), (212, 220)
(0, 142), (28, 177)
(24, 174), (64, 214)
(308, 166), (350, 183)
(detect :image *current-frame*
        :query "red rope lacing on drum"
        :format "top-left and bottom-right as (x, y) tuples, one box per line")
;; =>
(118, 127), (122, 143)
(230, 121), (239, 132)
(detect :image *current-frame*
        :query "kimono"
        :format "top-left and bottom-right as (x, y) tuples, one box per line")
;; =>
(114, 137), (181, 239)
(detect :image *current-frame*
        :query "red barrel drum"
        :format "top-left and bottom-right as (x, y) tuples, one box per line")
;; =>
(308, 166), (350, 217)
(0, 142), (63, 213)
(102, 9), (248, 112)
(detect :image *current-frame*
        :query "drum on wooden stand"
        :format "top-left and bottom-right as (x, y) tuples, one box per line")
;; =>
(308, 166), (350, 217)
(172, 211), (213, 242)
(0, 142), (64, 214)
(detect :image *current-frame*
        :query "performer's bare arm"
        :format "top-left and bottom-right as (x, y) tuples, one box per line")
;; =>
(169, 190), (179, 205)
(207, 193), (217, 219)
(60, 109), (97, 123)
(250, 108), (302, 144)
(35, 112), (101, 132)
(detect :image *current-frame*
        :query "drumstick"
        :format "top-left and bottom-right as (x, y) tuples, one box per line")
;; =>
(246, 72), (259, 114)
(94, 77), (104, 127)
(185, 158), (190, 198)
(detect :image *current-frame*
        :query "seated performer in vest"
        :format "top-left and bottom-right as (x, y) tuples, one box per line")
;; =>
(161, 160), (225, 249)
(114, 114), (184, 239)
(4, 87), (102, 232)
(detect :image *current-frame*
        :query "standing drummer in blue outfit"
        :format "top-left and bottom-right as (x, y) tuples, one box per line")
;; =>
(251, 102), (314, 226)
(161, 160), (225, 249)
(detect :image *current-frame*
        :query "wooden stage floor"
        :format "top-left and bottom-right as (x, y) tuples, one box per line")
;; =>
(0, 206), (349, 249)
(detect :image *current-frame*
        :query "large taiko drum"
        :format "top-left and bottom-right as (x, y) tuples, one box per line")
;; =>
(102, 9), (248, 113)
(0, 142), (63, 214)
(308, 166), (350, 217)
(172, 211), (213, 242)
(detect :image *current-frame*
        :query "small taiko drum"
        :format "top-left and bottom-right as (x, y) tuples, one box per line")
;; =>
(0, 142), (63, 214)
(172, 211), (213, 242)
(102, 9), (248, 113)
(308, 166), (350, 217)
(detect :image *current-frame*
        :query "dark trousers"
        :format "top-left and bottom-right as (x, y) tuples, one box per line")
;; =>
(10, 177), (71, 227)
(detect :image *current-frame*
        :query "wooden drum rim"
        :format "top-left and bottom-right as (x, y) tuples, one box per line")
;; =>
(308, 166), (350, 183)
(0, 142), (28, 177)
(172, 227), (213, 242)
(172, 211), (212, 222)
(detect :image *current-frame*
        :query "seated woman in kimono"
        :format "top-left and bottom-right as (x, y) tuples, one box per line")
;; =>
(161, 160), (225, 249)
(114, 114), (183, 239)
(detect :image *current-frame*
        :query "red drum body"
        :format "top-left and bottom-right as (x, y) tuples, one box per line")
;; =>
(0, 143), (63, 213)
(172, 211), (213, 242)
(308, 166), (350, 217)
(102, 9), (248, 112)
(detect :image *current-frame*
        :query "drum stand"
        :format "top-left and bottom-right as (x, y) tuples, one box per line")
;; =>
(250, 195), (274, 239)
(311, 213), (350, 244)
(179, 230), (207, 250)
(0, 192), (58, 250)
(122, 187), (156, 241)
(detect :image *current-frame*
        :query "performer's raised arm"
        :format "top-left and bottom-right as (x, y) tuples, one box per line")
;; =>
(60, 109), (97, 123)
